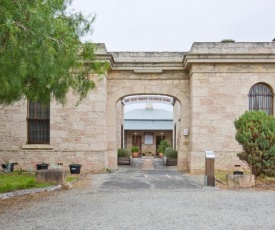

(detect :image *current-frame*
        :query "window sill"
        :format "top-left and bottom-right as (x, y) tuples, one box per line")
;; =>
(22, 144), (53, 150)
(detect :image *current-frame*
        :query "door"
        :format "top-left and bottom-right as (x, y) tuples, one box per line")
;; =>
(132, 135), (142, 156)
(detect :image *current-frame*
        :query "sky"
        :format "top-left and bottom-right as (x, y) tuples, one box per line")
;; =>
(70, 0), (275, 52)
(70, 0), (274, 112)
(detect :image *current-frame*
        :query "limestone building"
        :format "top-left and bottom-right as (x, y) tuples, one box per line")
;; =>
(1, 41), (275, 173)
(124, 102), (173, 156)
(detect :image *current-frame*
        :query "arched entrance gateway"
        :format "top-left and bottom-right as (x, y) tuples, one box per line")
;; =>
(105, 50), (190, 171)
(1, 41), (275, 173)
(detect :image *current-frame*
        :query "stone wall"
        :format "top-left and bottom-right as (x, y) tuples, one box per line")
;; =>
(189, 63), (275, 172)
(0, 75), (108, 173)
(106, 70), (190, 170)
(173, 100), (181, 150)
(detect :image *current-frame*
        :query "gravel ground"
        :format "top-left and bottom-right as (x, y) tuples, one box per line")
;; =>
(0, 158), (275, 230)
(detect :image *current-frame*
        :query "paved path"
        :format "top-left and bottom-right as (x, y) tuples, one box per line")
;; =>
(102, 157), (204, 190)
(1, 158), (275, 230)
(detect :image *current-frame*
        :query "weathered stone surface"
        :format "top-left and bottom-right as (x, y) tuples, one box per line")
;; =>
(35, 169), (67, 185)
(226, 174), (255, 188)
(61, 182), (73, 190)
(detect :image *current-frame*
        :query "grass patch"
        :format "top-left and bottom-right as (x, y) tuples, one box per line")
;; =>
(214, 171), (231, 183)
(66, 176), (79, 182)
(0, 172), (53, 194)
(257, 175), (275, 184)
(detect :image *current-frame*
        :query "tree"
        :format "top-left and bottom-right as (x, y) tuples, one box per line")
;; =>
(0, 0), (108, 105)
(234, 111), (275, 178)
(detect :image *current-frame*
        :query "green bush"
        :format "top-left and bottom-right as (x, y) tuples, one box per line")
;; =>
(234, 111), (275, 178)
(131, 146), (140, 153)
(164, 147), (178, 158)
(117, 148), (131, 157)
(157, 140), (170, 153)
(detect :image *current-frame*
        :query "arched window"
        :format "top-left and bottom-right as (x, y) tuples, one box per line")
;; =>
(248, 83), (273, 115)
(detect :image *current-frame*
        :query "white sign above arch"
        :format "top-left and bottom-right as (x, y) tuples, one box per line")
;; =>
(122, 95), (174, 105)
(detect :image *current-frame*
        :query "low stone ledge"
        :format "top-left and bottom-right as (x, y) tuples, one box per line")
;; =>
(22, 144), (53, 150)
(226, 174), (255, 188)
(35, 169), (67, 184)
(0, 185), (61, 199)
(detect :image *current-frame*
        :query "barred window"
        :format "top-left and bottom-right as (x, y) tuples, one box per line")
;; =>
(27, 101), (50, 144)
(248, 83), (273, 115)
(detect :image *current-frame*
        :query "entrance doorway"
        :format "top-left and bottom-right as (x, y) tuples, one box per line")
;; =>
(132, 135), (142, 156)
(156, 135), (165, 156)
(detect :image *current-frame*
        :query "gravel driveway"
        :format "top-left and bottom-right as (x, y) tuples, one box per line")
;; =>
(0, 158), (275, 230)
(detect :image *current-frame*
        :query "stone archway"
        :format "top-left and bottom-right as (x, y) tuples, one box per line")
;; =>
(106, 72), (190, 171)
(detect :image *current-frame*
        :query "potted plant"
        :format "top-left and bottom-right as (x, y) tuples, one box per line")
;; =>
(157, 139), (170, 158)
(69, 163), (82, 174)
(131, 146), (140, 158)
(163, 147), (178, 166)
(36, 162), (49, 170)
(1, 161), (18, 173)
(118, 148), (131, 165)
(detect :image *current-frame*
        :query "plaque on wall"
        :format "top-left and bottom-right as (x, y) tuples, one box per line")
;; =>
(144, 133), (153, 144)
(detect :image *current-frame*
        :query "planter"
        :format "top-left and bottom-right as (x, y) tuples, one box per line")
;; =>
(1, 163), (18, 172)
(163, 157), (177, 166)
(118, 157), (131, 165)
(132, 152), (139, 158)
(69, 164), (82, 174)
(36, 163), (49, 170)
(158, 152), (164, 158)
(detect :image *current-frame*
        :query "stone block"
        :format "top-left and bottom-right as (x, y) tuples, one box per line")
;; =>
(226, 174), (255, 188)
(36, 169), (67, 185)
(62, 182), (73, 190)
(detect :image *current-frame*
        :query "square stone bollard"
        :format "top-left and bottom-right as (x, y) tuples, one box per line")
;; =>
(36, 169), (67, 185)
(226, 174), (255, 188)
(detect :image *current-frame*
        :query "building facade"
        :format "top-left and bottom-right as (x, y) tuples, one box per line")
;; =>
(1, 41), (275, 173)
(124, 105), (173, 156)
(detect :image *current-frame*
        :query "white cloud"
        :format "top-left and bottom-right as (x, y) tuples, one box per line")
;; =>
(71, 0), (275, 51)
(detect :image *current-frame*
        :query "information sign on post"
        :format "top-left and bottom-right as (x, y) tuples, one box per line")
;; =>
(205, 151), (215, 187)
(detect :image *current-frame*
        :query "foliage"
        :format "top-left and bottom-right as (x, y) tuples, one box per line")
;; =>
(0, 0), (108, 105)
(164, 147), (178, 158)
(0, 172), (53, 193)
(157, 139), (170, 153)
(234, 111), (275, 178)
(131, 146), (140, 153)
(117, 148), (131, 157)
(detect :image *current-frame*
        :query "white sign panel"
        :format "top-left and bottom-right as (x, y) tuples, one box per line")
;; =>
(145, 133), (153, 144)
(122, 96), (173, 105)
(205, 151), (215, 158)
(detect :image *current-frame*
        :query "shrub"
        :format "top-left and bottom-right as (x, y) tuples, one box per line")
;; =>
(164, 147), (178, 158)
(117, 148), (131, 157)
(234, 111), (275, 178)
(131, 146), (140, 153)
(157, 140), (170, 153)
